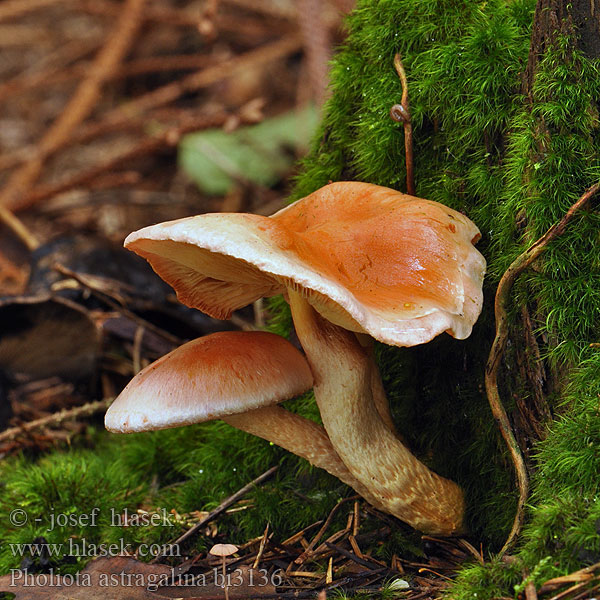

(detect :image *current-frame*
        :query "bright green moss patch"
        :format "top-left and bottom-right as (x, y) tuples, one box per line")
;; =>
(0, 447), (147, 574)
(0, 424), (359, 573)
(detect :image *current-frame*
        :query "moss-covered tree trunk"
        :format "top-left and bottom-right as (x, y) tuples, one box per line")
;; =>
(526, 0), (600, 90)
(507, 0), (600, 458)
(509, 0), (600, 459)
(275, 0), (600, 590)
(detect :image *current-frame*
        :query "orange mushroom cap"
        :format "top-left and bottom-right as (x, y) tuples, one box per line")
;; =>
(105, 331), (313, 433)
(125, 182), (485, 347)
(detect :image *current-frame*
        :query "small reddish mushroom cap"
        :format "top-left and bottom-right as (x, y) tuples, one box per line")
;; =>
(104, 331), (313, 433)
(125, 182), (486, 347)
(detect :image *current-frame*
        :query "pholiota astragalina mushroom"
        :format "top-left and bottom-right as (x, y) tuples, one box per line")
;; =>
(105, 330), (389, 513)
(113, 181), (486, 535)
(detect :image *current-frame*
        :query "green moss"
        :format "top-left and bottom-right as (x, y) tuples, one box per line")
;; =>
(287, 0), (600, 594)
(449, 557), (522, 600)
(2, 1), (600, 597)
(0, 424), (362, 572)
(0, 446), (147, 573)
(289, 0), (540, 549)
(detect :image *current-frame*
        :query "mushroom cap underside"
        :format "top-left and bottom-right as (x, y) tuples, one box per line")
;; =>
(105, 331), (314, 433)
(125, 182), (486, 347)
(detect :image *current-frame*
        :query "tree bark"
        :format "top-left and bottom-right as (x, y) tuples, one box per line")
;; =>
(504, 0), (600, 452)
(524, 0), (600, 98)
(510, 0), (600, 452)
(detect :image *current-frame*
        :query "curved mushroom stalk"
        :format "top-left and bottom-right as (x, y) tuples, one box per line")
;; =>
(122, 181), (485, 534)
(289, 290), (465, 536)
(223, 407), (388, 511)
(104, 331), (387, 512)
(354, 333), (399, 438)
(224, 407), (354, 483)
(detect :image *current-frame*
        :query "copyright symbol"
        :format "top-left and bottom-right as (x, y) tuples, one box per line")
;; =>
(10, 509), (27, 527)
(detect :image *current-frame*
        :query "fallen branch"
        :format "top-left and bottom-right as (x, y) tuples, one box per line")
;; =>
(53, 263), (183, 347)
(0, 53), (212, 106)
(295, 496), (358, 565)
(79, 0), (297, 35)
(488, 182), (600, 555)
(223, 0), (297, 20)
(0, 0), (70, 23)
(21, 113), (231, 208)
(4, 36), (302, 212)
(0, 38), (100, 105)
(0, 205), (39, 251)
(297, 0), (331, 106)
(77, 0), (203, 27)
(88, 35), (302, 137)
(325, 541), (390, 572)
(0, 397), (113, 448)
(539, 561), (600, 595)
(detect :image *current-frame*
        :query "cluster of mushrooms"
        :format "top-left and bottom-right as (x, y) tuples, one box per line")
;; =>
(105, 181), (486, 536)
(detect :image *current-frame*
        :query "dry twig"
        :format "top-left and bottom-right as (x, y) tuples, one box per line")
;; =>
(20, 113), (232, 208)
(488, 182), (600, 555)
(0, 53), (213, 105)
(295, 496), (358, 565)
(223, 0), (296, 20)
(0, 397), (113, 449)
(0, 207), (39, 251)
(539, 561), (600, 595)
(81, 0), (289, 35)
(297, 0), (331, 106)
(89, 35), (302, 137)
(0, 38), (101, 106)
(0, 0), (69, 22)
(252, 523), (270, 569)
(4, 36), (302, 213)
(53, 263), (182, 347)
(152, 466), (278, 563)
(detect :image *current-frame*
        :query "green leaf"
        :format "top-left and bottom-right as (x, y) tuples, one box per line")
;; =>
(178, 105), (319, 195)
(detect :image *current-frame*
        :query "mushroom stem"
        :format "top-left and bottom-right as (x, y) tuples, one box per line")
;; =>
(223, 406), (388, 512)
(355, 333), (399, 438)
(222, 556), (229, 600)
(288, 289), (465, 536)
